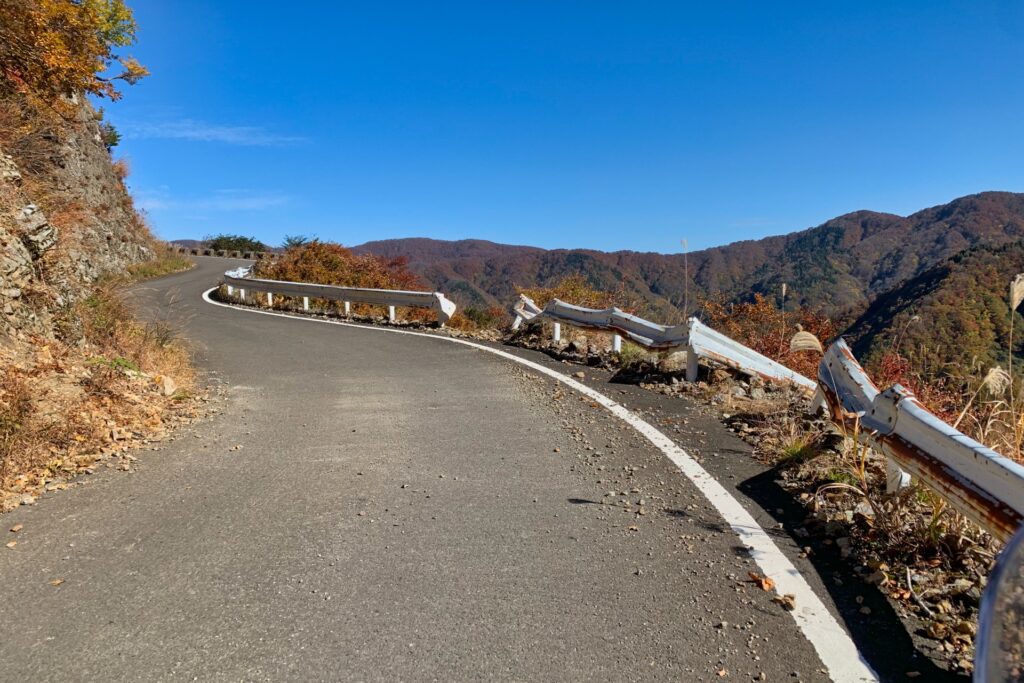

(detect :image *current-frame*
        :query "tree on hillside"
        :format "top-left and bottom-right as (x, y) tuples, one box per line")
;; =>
(282, 234), (312, 250)
(205, 234), (268, 253)
(0, 0), (148, 105)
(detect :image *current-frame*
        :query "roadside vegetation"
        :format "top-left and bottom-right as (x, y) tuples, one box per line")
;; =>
(205, 233), (268, 253)
(0, 0), (199, 510)
(255, 239), (425, 290)
(232, 238), (434, 321)
(517, 273), (644, 313)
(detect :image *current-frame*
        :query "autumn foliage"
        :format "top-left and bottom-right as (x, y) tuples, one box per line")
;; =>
(700, 293), (837, 378)
(253, 240), (426, 291)
(517, 274), (638, 312)
(0, 0), (147, 106)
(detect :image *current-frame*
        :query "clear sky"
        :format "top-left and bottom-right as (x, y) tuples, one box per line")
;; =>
(104, 1), (1024, 253)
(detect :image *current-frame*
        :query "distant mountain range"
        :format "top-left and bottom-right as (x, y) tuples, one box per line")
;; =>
(350, 191), (1024, 372)
(352, 192), (1024, 321)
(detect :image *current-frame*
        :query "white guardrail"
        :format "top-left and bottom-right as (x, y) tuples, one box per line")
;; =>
(513, 294), (816, 392)
(819, 340), (1024, 543)
(221, 266), (458, 325)
(513, 293), (1024, 542)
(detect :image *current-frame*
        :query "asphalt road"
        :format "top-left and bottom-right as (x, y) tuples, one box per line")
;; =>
(0, 258), (864, 681)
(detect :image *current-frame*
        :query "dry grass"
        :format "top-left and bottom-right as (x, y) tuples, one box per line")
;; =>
(124, 248), (192, 282)
(448, 306), (508, 331)
(1, 280), (196, 506)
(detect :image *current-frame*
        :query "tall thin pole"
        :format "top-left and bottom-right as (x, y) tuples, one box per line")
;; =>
(681, 238), (689, 320)
(780, 282), (788, 356)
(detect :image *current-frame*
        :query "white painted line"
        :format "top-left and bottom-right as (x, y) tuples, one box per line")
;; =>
(201, 288), (877, 682)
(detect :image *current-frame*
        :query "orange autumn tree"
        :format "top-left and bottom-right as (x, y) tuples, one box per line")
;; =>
(254, 240), (427, 291)
(0, 0), (147, 105)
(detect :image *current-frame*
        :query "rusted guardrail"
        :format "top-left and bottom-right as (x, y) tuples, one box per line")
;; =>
(818, 339), (1024, 543)
(512, 294), (1024, 540)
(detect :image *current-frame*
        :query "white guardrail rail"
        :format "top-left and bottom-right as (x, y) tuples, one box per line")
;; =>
(512, 293), (1024, 542)
(819, 340), (1024, 543)
(221, 266), (458, 325)
(513, 294), (816, 392)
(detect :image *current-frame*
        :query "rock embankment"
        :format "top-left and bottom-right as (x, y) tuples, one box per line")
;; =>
(1, 101), (155, 342)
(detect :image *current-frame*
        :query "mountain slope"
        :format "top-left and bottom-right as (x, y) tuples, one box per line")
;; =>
(353, 192), (1024, 318)
(845, 240), (1024, 372)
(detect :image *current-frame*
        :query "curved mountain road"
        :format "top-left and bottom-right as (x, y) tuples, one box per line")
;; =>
(0, 258), (928, 681)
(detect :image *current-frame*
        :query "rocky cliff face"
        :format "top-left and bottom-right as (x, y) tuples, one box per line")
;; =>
(0, 148), (57, 338)
(0, 100), (155, 341)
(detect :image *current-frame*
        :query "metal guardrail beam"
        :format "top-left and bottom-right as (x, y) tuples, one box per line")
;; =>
(174, 246), (275, 260)
(222, 266), (457, 324)
(819, 339), (1024, 543)
(689, 318), (817, 393)
(512, 294), (816, 392)
(511, 295), (1024, 539)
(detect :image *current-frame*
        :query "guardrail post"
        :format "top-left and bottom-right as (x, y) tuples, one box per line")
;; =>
(552, 322), (561, 342)
(388, 305), (396, 322)
(303, 296), (309, 311)
(226, 285), (234, 296)
(685, 345), (699, 382)
(612, 334), (622, 353)
(344, 301), (351, 315)
(511, 315), (523, 330)
(239, 288), (246, 301)
(266, 292), (273, 306)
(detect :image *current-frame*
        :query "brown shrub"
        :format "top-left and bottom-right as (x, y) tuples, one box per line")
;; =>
(1, 284), (196, 495)
(700, 293), (836, 378)
(448, 306), (509, 331)
(255, 240), (426, 291)
(517, 274), (636, 311)
(112, 157), (130, 180)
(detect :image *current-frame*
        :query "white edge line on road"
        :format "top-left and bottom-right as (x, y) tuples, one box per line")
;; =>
(201, 287), (877, 682)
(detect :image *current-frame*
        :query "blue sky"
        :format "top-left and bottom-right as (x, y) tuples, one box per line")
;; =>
(104, 1), (1024, 253)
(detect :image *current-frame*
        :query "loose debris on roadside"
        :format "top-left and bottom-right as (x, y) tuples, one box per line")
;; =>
(504, 319), (994, 676)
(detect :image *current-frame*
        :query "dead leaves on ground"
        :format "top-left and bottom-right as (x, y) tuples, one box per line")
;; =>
(748, 571), (775, 592)
(747, 571), (797, 611)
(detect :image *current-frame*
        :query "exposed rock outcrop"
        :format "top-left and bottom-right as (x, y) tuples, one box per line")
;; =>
(1, 148), (55, 337)
(1, 100), (155, 341)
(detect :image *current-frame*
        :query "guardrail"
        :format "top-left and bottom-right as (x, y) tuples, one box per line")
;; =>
(819, 339), (1024, 543)
(511, 293), (1024, 541)
(221, 266), (457, 325)
(512, 294), (816, 392)
(172, 246), (277, 260)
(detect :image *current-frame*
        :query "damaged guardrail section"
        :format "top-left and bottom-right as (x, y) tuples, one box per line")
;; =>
(512, 294), (1024, 542)
(512, 294), (816, 392)
(221, 266), (458, 325)
(818, 339), (1024, 543)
